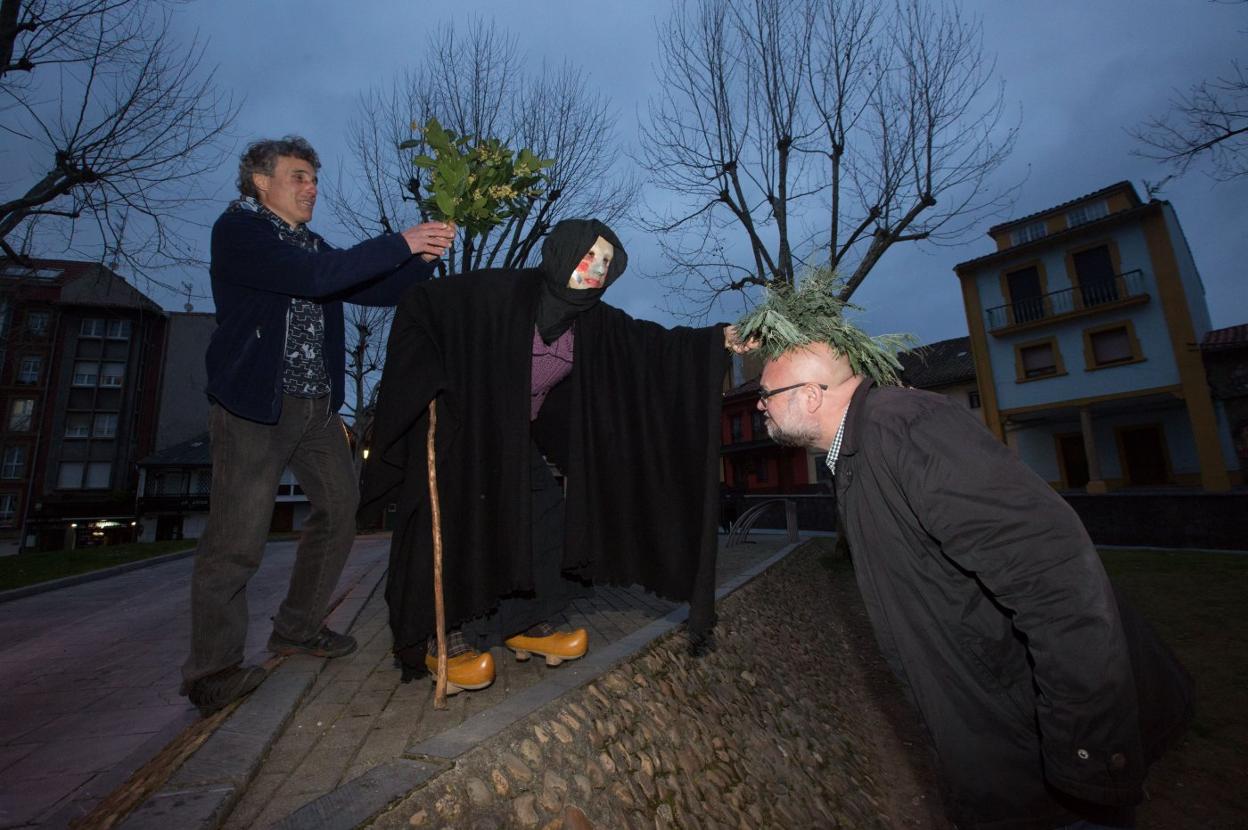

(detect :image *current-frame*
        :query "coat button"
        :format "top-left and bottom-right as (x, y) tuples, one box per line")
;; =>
(1076, 748), (1090, 760)
(1109, 752), (1127, 770)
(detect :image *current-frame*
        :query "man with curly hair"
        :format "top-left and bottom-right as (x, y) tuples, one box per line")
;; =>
(181, 136), (454, 716)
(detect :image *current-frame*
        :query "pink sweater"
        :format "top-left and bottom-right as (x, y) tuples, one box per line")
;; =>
(530, 325), (575, 420)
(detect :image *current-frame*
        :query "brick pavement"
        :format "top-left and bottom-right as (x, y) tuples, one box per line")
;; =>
(0, 535), (392, 829)
(217, 537), (793, 829)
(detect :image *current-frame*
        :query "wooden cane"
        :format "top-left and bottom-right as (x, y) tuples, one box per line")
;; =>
(427, 398), (449, 708)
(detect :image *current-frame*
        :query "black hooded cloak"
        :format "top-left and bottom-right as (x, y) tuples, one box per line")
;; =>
(360, 221), (729, 662)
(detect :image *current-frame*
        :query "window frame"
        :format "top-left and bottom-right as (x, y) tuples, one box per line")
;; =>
(1082, 320), (1144, 371)
(7, 398), (35, 432)
(1, 446), (26, 479)
(1013, 336), (1066, 383)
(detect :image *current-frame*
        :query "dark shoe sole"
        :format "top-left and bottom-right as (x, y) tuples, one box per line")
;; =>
(190, 666), (267, 717)
(268, 638), (358, 659)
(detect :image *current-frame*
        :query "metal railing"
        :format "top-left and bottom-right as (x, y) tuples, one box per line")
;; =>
(986, 269), (1146, 330)
(726, 498), (799, 546)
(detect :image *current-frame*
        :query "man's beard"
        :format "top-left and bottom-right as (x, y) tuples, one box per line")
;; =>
(765, 417), (821, 449)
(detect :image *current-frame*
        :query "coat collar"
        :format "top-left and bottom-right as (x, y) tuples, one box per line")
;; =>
(837, 376), (876, 461)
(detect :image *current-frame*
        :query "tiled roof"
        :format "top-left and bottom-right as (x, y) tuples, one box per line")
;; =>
(987, 181), (1139, 234)
(897, 336), (976, 389)
(140, 432), (211, 466)
(1201, 323), (1248, 351)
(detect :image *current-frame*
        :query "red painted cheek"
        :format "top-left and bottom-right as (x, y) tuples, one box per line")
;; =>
(576, 260), (590, 272)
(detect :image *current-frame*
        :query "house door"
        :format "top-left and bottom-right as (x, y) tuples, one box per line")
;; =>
(1119, 425), (1169, 485)
(1057, 434), (1090, 488)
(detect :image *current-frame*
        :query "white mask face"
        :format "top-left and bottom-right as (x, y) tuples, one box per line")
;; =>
(566, 236), (614, 290)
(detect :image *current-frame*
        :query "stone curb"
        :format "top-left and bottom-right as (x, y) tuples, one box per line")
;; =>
(117, 550), (390, 830)
(0, 547), (201, 604)
(273, 541), (804, 830)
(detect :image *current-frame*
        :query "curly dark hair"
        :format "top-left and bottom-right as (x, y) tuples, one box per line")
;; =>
(236, 136), (321, 199)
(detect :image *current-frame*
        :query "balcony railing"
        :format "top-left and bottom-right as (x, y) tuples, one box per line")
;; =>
(986, 269), (1146, 330)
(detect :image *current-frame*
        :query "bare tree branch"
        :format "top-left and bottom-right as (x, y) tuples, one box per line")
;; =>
(0, 0), (237, 297)
(637, 0), (1018, 320)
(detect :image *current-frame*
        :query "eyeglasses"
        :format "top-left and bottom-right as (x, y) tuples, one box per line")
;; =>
(757, 381), (828, 404)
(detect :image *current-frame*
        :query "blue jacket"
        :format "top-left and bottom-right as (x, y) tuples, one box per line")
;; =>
(206, 206), (435, 423)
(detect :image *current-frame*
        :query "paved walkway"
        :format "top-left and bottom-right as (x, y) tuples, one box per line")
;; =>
(216, 539), (789, 829)
(0, 535), (392, 829)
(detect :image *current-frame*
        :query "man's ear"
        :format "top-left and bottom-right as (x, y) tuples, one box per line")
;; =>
(803, 385), (823, 413)
(251, 173), (270, 198)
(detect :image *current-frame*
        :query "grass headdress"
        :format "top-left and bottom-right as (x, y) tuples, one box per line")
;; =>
(734, 268), (913, 386)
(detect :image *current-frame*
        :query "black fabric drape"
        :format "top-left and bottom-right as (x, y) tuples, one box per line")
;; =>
(360, 268), (728, 657)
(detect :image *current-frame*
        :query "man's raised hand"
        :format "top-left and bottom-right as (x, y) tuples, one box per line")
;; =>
(402, 221), (457, 262)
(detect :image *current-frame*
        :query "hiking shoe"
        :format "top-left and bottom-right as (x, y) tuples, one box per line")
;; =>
(186, 664), (268, 717)
(268, 626), (357, 658)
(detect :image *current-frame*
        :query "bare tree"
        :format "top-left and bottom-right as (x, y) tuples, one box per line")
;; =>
(343, 303), (393, 473)
(638, 0), (1018, 319)
(328, 17), (635, 445)
(0, 0), (237, 292)
(1132, 2), (1247, 184)
(327, 18), (635, 275)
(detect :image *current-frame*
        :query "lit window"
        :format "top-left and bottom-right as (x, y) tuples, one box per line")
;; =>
(65, 413), (91, 438)
(93, 413), (118, 438)
(1090, 327), (1134, 366)
(8, 399), (34, 432)
(26, 311), (50, 336)
(99, 362), (125, 387)
(72, 361), (98, 386)
(1020, 343), (1058, 378)
(80, 318), (105, 338)
(1010, 222), (1047, 246)
(1, 446), (26, 479)
(0, 494), (15, 522)
(1066, 200), (1109, 228)
(17, 356), (42, 384)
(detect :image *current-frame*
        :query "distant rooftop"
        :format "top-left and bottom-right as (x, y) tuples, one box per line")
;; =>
(987, 181), (1140, 235)
(140, 432), (211, 467)
(1201, 323), (1248, 351)
(897, 336), (976, 389)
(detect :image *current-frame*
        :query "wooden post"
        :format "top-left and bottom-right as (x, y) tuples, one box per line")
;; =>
(427, 399), (448, 708)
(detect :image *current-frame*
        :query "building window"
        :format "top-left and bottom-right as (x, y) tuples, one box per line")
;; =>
(72, 361), (98, 386)
(0, 493), (15, 522)
(1084, 322), (1142, 370)
(1066, 200), (1109, 228)
(17, 355), (42, 384)
(1005, 265), (1045, 324)
(65, 413), (91, 438)
(1071, 244), (1119, 307)
(26, 311), (50, 336)
(1, 446), (26, 479)
(751, 410), (765, 437)
(730, 414), (743, 443)
(8, 399), (34, 432)
(57, 461), (111, 489)
(106, 319), (132, 339)
(93, 412), (118, 438)
(80, 318), (105, 338)
(1010, 222), (1046, 246)
(967, 389), (982, 409)
(57, 461), (82, 488)
(1015, 338), (1064, 381)
(99, 362), (125, 387)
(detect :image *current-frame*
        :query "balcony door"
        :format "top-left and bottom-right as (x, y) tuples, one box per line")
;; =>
(1119, 425), (1169, 486)
(1072, 246), (1118, 307)
(1006, 266), (1044, 323)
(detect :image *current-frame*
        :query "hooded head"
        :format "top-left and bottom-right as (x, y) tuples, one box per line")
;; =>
(534, 219), (628, 343)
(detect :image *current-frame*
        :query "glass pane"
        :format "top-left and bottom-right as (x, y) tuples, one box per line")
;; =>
(1021, 344), (1056, 376)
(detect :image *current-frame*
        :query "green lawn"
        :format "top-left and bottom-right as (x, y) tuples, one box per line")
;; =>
(0, 540), (198, 592)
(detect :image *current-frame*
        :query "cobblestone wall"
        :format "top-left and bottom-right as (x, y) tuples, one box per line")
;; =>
(370, 541), (945, 829)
